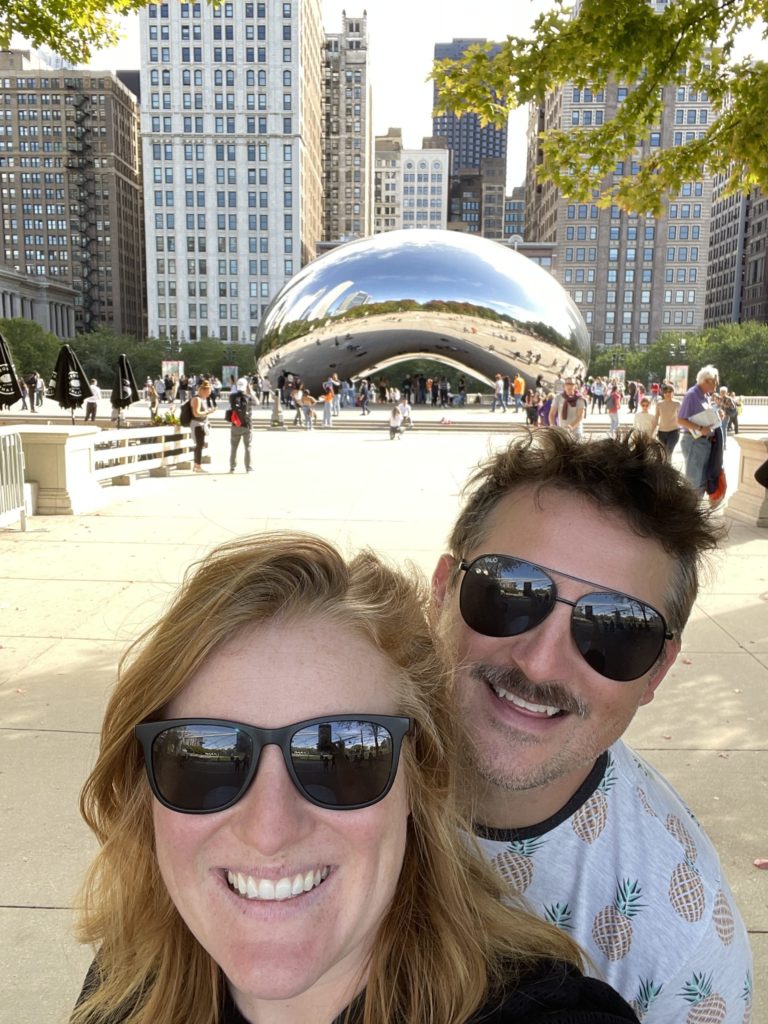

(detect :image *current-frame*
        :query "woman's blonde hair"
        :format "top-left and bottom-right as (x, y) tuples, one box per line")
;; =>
(73, 532), (582, 1024)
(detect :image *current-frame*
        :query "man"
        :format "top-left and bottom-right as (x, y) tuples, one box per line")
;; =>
(549, 378), (586, 437)
(432, 430), (751, 1022)
(677, 365), (721, 496)
(513, 371), (525, 412)
(228, 378), (254, 473)
(84, 379), (101, 422)
(490, 373), (507, 413)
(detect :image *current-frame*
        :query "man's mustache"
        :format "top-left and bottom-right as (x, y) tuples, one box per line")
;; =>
(471, 663), (589, 719)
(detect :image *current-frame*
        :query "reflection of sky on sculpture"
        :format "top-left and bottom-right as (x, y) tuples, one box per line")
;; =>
(259, 231), (587, 347)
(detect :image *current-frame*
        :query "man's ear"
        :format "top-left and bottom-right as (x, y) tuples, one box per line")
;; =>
(639, 637), (681, 707)
(431, 554), (457, 610)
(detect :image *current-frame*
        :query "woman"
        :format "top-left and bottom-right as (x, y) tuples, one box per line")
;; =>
(523, 388), (540, 428)
(632, 397), (656, 437)
(190, 380), (214, 472)
(72, 533), (639, 1024)
(146, 381), (160, 420)
(653, 385), (680, 457)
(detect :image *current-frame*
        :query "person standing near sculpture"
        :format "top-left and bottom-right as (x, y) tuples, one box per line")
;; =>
(549, 378), (586, 437)
(228, 378), (254, 473)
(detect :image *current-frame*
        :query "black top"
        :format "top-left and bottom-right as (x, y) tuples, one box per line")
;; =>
(77, 957), (639, 1023)
(219, 960), (639, 1024)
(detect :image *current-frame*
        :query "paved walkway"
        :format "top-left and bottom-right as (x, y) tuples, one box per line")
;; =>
(0, 420), (766, 1023)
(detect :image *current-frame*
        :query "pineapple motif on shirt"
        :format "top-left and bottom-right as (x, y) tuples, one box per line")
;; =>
(630, 979), (663, 1022)
(680, 972), (727, 1024)
(491, 837), (543, 893)
(573, 754), (616, 843)
(592, 878), (644, 961)
(666, 814), (706, 923)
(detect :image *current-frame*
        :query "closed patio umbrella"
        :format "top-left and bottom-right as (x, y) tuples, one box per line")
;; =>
(46, 344), (91, 423)
(0, 332), (23, 409)
(110, 353), (140, 427)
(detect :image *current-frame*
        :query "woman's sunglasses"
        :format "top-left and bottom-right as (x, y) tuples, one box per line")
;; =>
(458, 554), (673, 682)
(135, 715), (411, 814)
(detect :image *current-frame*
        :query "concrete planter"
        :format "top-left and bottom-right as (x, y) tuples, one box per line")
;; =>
(726, 435), (768, 527)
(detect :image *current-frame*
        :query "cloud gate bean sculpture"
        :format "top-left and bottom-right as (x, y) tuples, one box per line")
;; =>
(254, 229), (589, 392)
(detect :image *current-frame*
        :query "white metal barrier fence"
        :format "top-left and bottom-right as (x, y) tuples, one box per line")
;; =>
(0, 427), (26, 530)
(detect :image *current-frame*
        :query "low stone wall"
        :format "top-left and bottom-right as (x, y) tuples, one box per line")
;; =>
(726, 436), (768, 528)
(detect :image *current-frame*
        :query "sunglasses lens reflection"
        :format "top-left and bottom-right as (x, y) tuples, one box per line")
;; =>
(571, 594), (666, 681)
(152, 724), (250, 812)
(291, 721), (395, 808)
(150, 720), (397, 812)
(460, 557), (668, 683)
(460, 556), (555, 638)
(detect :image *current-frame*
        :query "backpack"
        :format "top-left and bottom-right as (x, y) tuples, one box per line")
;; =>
(179, 399), (193, 426)
(230, 391), (251, 428)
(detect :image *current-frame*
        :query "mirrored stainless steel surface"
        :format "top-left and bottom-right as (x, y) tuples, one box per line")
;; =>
(255, 230), (589, 390)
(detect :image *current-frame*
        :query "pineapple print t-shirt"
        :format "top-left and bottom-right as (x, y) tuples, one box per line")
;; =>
(475, 741), (753, 1023)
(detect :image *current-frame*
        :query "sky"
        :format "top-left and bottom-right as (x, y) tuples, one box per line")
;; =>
(77, 0), (768, 189)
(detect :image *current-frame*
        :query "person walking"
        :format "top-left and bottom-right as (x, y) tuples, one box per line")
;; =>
(513, 372), (525, 412)
(605, 384), (621, 439)
(653, 384), (681, 457)
(300, 388), (317, 429)
(359, 378), (371, 415)
(25, 372), (39, 413)
(490, 374), (507, 413)
(677, 365), (720, 495)
(321, 385), (334, 428)
(632, 397), (656, 437)
(228, 378), (254, 473)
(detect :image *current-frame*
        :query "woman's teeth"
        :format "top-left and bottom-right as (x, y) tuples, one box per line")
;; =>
(227, 867), (329, 901)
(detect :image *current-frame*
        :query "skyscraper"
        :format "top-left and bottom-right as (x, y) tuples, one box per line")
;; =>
(322, 13), (372, 241)
(139, 0), (323, 345)
(0, 49), (145, 337)
(432, 39), (507, 173)
(526, 78), (714, 348)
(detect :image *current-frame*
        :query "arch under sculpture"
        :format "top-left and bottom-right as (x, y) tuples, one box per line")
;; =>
(254, 229), (590, 392)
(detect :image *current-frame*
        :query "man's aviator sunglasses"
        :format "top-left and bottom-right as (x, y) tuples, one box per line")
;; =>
(458, 554), (673, 682)
(135, 714), (411, 815)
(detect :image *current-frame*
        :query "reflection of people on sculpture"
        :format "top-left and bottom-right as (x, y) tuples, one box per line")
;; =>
(73, 532), (639, 1024)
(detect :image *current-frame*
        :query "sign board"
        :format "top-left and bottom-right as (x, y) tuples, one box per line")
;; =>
(222, 365), (239, 388)
(665, 364), (689, 395)
(161, 360), (184, 379)
(610, 368), (626, 388)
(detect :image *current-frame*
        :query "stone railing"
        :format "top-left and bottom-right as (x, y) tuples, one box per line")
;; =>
(12, 424), (193, 515)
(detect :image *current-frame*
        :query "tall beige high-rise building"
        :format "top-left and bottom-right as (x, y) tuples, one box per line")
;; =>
(526, 77), (714, 348)
(322, 12), (372, 241)
(0, 50), (145, 337)
(140, 0), (323, 344)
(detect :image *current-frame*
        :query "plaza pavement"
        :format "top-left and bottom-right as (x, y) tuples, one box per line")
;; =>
(0, 407), (766, 1023)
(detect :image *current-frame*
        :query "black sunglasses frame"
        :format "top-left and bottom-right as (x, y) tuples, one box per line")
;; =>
(458, 554), (674, 682)
(135, 714), (412, 815)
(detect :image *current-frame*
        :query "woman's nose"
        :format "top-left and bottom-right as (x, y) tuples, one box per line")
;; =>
(228, 745), (316, 855)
